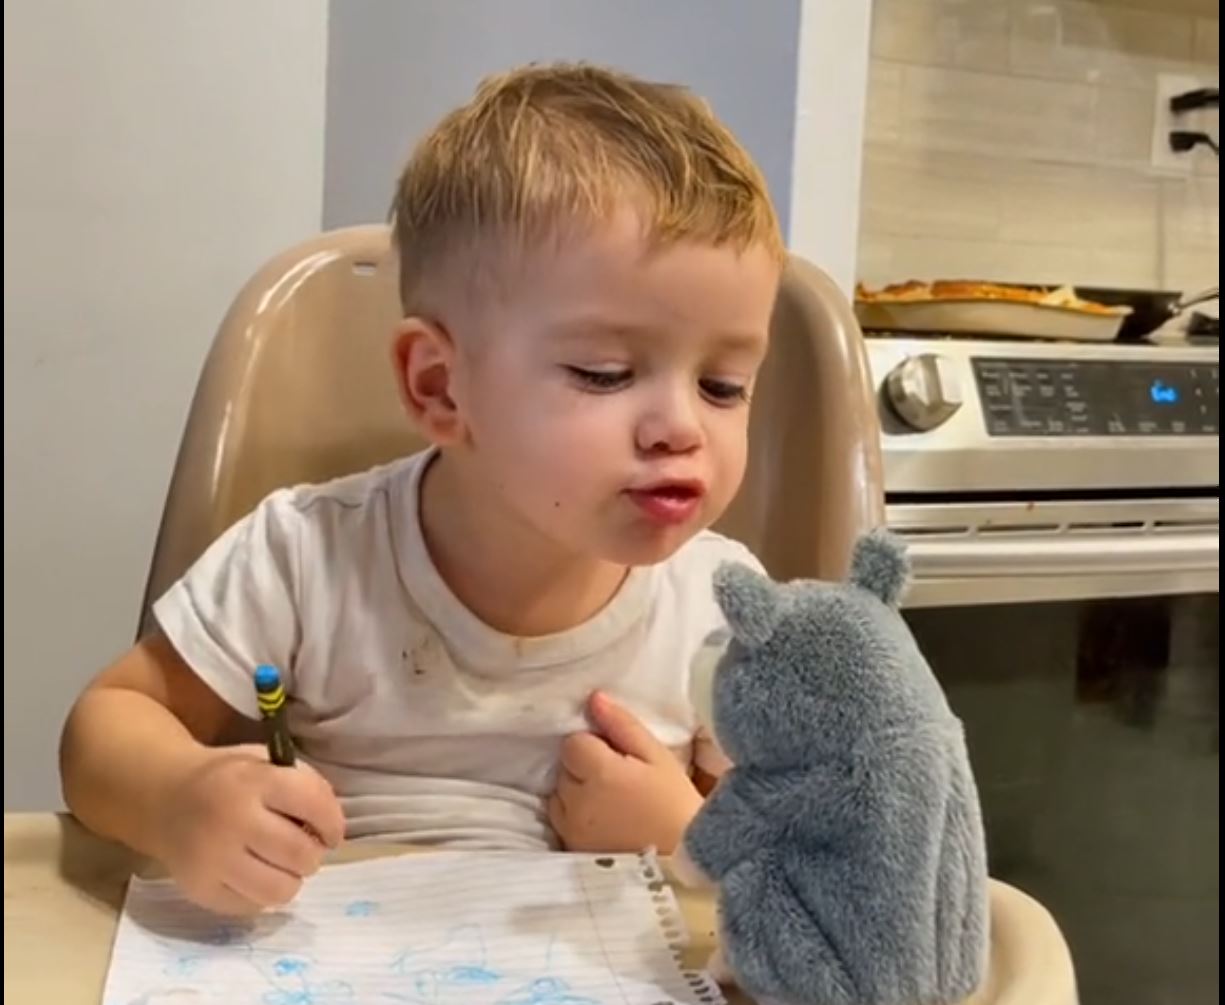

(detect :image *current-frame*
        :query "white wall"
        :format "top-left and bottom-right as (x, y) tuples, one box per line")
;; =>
(3, 0), (328, 809)
(857, 0), (1218, 294)
(789, 0), (875, 294)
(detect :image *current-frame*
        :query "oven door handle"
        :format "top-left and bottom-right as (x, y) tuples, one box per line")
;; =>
(906, 532), (1219, 577)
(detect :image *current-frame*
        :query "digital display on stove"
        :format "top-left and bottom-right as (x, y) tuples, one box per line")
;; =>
(972, 358), (1219, 437)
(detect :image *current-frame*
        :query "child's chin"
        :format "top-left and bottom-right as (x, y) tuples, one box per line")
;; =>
(602, 528), (698, 568)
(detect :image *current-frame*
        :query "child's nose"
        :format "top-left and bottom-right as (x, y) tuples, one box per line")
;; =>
(635, 387), (703, 455)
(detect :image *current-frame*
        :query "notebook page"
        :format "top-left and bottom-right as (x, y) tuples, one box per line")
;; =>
(101, 851), (726, 1005)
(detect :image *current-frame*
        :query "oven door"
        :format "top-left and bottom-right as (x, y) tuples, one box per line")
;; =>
(892, 499), (1219, 1005)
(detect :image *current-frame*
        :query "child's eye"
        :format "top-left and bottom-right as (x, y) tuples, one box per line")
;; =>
(699, 378), (750, 406)
(564, 366), (633, 391)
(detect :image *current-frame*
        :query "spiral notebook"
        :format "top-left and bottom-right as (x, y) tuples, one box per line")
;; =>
(101, 851), (726, 1005)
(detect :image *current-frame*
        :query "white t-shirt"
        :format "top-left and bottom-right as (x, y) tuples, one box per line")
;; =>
(154, 448), (762, 850)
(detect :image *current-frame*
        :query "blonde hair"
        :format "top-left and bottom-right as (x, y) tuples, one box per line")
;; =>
(390, 62), (784, 315)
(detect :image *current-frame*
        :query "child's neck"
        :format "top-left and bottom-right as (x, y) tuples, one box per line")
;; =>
(418, 453), (629, 637)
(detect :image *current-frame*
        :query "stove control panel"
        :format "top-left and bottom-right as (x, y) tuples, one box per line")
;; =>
(973, 358), (1219, 437)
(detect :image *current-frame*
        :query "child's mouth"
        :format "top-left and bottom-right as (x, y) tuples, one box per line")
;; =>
(625, 482), (705, 526)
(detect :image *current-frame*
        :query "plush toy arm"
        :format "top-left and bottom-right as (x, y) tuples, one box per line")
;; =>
(682, 772), (772, 883)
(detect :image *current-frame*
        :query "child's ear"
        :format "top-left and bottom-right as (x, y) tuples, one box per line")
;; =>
(714, 563), (781, 646)
(392, 317), (464, 445)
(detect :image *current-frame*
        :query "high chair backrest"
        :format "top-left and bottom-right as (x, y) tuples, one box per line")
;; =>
(137, 225), (884, 637)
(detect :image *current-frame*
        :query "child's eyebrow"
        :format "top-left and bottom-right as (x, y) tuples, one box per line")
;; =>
(545, 317), (653, 341)
(547, 317), (767, 353)
(711, 330), (770, 354)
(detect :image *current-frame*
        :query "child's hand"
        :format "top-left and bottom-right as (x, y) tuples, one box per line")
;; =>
(152, 744), (345, 916)
(548, 692), (704, 854)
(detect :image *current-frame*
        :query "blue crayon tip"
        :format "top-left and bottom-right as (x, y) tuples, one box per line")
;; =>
(254, 664), (282, 693)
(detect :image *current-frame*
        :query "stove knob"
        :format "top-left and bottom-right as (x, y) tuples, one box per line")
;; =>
(884, 354), (963, 431)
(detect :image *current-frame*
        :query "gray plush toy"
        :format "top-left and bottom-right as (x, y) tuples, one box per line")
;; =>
(675, 529), (990, 1005)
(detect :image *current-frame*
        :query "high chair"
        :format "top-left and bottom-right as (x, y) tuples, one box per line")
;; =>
(136, 225), (888, 634)
(138, 225), (1078, 1005)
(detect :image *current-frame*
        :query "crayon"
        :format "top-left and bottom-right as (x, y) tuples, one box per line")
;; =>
(254, 664), (296, 767)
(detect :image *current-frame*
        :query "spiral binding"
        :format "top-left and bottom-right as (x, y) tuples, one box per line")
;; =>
(632, 851), (725, 1005)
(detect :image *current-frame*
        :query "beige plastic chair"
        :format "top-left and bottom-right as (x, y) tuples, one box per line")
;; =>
(138, 225), (1078, 1005)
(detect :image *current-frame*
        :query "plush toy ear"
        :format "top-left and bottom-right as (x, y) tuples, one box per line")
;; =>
(848, 528), (911, 608)
(713, 562), (782, 646)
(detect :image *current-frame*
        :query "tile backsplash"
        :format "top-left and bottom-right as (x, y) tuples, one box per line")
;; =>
(857, 0), (1219, 296)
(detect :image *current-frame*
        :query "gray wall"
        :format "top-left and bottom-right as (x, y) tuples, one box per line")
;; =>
(4, 0), (328, 809)
(323, 0), (802, 233)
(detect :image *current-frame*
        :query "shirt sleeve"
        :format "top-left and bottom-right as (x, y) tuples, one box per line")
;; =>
(152, 489), (304, 718)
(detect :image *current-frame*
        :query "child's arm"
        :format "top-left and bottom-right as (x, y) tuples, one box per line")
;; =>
(59, 633), (345, 915)
(60, 633), (234, 849)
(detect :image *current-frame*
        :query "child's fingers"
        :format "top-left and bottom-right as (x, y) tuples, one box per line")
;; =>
(209, 883), (263, 917)
(546, 793), (568, 833)
(560, 732), (614, 781)
(261, 767), (345, 848)
(226, 850), (303, 908)
(247, 810), (326, 879)
(587, 692), (669, 764)
(176, 875), (262, 918)
(557, 763), (585, 789)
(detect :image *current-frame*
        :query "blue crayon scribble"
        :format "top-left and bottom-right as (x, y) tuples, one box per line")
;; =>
(262, 984), (354, 1005)
(162, 953), (206, 978)
(134, 914), (606, 1005)
(386, 923), (526, 1003)
(390, 923), (487, 974)
(259, 956), (355, 1005)
(156, 927), (256, 980)
(447, 964), (501, 985)
(494, 977), (601, 1005)
(273, 956), (311, 977)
